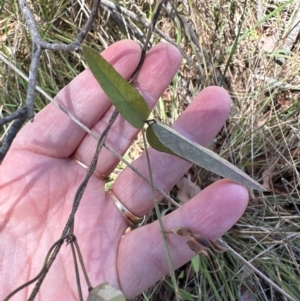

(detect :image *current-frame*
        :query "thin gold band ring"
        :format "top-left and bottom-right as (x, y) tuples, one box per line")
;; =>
(72, 157), (107, 180)
(108, 189), (145, 228)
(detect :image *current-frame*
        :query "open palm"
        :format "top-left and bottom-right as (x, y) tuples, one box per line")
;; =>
(0, 40), (248, 300)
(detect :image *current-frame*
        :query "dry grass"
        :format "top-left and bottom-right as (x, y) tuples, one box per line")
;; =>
(1, 0), (300, 300)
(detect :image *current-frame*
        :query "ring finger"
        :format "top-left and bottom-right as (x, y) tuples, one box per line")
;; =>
(111, 86), (232, 217)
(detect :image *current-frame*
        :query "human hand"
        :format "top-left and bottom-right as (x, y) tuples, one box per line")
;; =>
(0, 40), (248, 300)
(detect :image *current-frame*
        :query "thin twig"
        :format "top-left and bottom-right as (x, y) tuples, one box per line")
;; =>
(26, 45), (42, 119)
(70, 238), (84, 301)
(0, 106), (27, 126)
(141, 128), (180, 301)
(0, 114), (27, 163)
(73, 238), (93, 291)
(64, 109), (119, 235)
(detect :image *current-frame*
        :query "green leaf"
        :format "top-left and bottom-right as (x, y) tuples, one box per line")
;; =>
(82, 45), (149, 129)
(191, 255), (200, 274)
(146, 121), (266, 191)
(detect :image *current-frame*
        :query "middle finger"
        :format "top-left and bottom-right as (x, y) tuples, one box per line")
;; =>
(73, 42), (181, 176)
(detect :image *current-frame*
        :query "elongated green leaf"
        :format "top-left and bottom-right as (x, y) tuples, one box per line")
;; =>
(146, 121), (266, 191)
(82, 45), (149, 129)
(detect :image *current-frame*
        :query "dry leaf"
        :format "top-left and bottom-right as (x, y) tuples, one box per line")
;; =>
(168, 227), (228, 255)
(186, 240), (208, 256)
(176, 174), (201, 204)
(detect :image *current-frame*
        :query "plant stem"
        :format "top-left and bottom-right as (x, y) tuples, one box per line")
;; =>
(141, 128), (181, 301)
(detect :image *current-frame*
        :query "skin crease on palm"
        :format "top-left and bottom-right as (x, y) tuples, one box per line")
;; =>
(0, 40), (249, 300)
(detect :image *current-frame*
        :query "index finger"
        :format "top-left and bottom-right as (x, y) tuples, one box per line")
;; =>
(12, 40), (141, 158)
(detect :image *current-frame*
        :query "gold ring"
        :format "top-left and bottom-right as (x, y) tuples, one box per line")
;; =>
(108, 189), (145, 227)
(73, 157), (107, 180)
